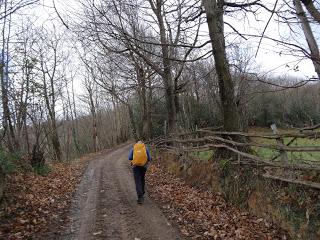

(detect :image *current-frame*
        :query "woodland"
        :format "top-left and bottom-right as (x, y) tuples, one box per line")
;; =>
(0, 0), (319, 239)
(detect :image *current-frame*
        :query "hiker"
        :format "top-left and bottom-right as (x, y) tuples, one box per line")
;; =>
(128, 141), (151, 204)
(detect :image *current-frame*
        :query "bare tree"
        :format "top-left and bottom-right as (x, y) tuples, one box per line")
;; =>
(293, 0), (320, 79)
(78, 0), (201, 134)
(32, 27), (65, 161)
(301, 0), (320, 24)
(0, 0), (38, 154)
(0, 0), (38, 21)
(0, 0), (17, 152)
(11, 19), (40, 154)
(83, 72), (100, 152)
(202, 0), (240, 131)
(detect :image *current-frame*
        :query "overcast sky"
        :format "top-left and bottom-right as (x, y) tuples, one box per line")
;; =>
(38, 0), (318, 80)
(223, 0), (319, 80)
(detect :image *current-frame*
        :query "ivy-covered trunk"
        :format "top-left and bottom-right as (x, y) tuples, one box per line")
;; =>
(202, 0), (240, 132)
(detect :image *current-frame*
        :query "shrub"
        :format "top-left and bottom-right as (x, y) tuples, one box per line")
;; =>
(33, 164), (51, 176)
(0, 148), (18, 174)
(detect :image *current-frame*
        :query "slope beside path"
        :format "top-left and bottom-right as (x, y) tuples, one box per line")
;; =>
(147, 164), (289, 240)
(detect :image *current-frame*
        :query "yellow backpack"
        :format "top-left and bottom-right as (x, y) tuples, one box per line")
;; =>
(131, 143), (148, 166)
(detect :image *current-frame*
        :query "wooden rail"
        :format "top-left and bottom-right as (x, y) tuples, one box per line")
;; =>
(152, 124), (320, 190)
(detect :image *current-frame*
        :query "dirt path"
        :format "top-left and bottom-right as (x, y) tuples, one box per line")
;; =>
(60, 145), (183, 240)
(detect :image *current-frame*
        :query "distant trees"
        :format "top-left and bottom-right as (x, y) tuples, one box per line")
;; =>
(77, 0), (202, 135)
(249, 79), (320, 127)
(35, 28), (64, 161)
(0, 0), (318, 168)
(0, 3), (131, 166)
(72, 0), (319, 137)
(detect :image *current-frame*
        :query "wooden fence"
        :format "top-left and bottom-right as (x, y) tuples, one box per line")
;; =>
(152, 124), (320, 190)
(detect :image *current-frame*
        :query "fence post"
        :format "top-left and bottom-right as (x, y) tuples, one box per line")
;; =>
(271, 124), (288, 164)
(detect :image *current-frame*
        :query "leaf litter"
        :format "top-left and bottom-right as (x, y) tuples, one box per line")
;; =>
(147, 163), (289, 240)
(0, 155), (92, 240)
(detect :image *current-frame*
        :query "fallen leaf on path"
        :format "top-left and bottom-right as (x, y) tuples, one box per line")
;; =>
(93, 231), (102, 236)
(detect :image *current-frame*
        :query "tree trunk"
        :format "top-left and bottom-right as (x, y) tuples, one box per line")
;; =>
(71, 78), (81, 153)
(202, 0), (240, 131)
(92, 115), (98, 152)
(0, 166), (5, 201)
(136, 65), (150, 140)
(147, 76), (153, 139)
(294, 0), (320, 80)
(154, 0), (177, 134)
(0, 63), (13, 152)
(301, 0), (320, 24)
(1, 4), (17, 152)
(111, 96), (121, 144)
(50, 121), (62, 161)
(164, 83), (177, 134)
(127, 104), (138, 140)
(88, 88), (99, 152)
(42, 65), (62, 161)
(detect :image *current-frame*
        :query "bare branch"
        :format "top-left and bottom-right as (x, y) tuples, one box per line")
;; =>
(52, 0), (69, 29)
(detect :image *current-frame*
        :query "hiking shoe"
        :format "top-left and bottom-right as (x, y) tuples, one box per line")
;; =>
(137, 197), (144, 204)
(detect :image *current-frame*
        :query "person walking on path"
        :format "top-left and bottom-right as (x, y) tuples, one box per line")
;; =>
(128, 141), (151, 204)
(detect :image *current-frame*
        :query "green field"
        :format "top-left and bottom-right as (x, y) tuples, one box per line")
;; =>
(251, 134), (320, 163)
(191, 128), (320, 163)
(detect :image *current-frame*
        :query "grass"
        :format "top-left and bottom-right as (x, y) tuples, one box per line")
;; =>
(286, 138), (320, 163)
(191, 150), (214, 160)
(251, 132), (320, 163)
(186, 128), (320, 164)
(190, 136), (320, 163)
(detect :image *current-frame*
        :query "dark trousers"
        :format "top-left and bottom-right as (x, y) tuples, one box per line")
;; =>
(133, 166), (147, 198)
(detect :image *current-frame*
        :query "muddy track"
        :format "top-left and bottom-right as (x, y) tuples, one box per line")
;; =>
(60, 145), (183, 240)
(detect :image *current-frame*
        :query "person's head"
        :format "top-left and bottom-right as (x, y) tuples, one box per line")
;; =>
(137, 140), (143, 144)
